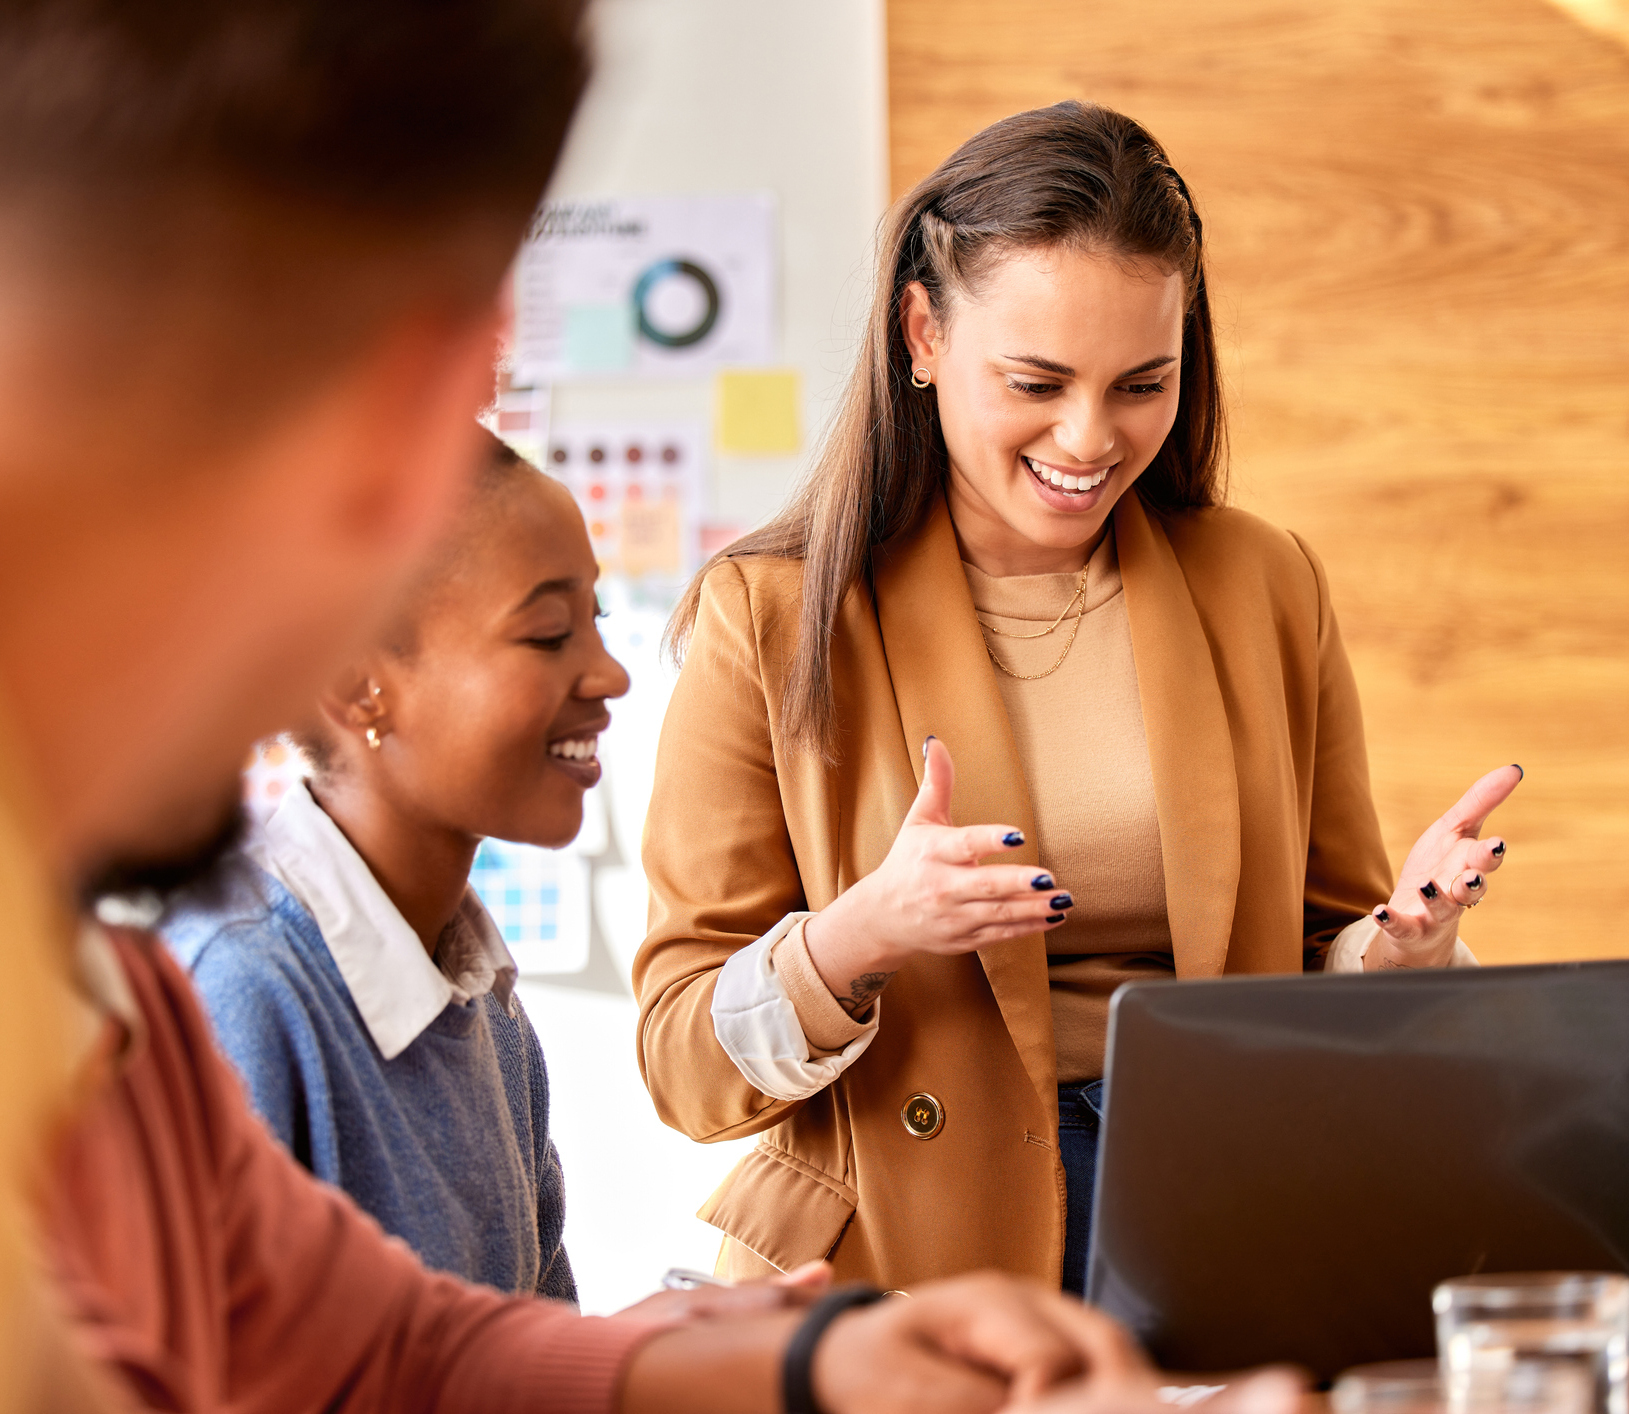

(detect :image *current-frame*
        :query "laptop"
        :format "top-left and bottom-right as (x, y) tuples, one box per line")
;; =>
(1085, 961), (1629, 1378)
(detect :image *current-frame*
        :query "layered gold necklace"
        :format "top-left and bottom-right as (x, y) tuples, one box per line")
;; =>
(976, 565), (1088, 681)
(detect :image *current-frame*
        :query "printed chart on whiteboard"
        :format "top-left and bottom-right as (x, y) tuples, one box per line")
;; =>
(544, 423), (706, 579)
(511, 194), (776, 383)
(469, 837), (590, 976)
(467, 779), (606, 976)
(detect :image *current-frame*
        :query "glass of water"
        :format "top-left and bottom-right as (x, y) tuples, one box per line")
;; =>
(1435, 1273), (1629, 1414)
(1334, 1360), (1450, 1414)
(1335, 1358), (1590, 1414)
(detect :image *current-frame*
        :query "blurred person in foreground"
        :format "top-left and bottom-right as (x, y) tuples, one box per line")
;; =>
(0, 0), (1251, 1411)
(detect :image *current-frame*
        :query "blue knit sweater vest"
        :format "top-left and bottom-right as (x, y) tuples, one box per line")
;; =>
(164, 868), (575, 1301)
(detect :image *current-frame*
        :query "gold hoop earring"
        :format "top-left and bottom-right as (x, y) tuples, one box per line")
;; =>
(911, 367), (932, 389)
(365, 727), (382, 752)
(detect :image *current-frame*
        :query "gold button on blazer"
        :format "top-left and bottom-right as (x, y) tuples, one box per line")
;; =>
(635, 489), (1393, 1290)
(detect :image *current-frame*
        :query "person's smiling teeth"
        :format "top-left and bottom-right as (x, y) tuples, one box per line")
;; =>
(1025, 456), (1109, 493)
(548, 735), (599, 762)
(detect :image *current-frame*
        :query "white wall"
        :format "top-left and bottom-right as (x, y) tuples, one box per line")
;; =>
(516, 0), (888, 1315)
(542, 0), (889, 529)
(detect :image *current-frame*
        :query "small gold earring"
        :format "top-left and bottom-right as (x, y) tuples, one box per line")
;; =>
(366, 727), (382, 752)
(911, 367), (932, 389)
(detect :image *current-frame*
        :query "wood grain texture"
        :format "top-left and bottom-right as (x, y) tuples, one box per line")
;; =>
(1544, 0), (1629, 49)
(888, 0), (1629, 963)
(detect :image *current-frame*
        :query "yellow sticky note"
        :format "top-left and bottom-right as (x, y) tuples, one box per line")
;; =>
(716, 369), (801, 454)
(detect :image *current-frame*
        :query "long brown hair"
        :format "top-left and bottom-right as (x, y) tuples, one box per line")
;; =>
(669, 100), (1227, 759)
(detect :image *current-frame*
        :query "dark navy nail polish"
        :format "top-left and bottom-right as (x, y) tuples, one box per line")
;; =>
(1376, 907), (1391, 924)
(1491, 840), (1506, 857)
(1045, 912), (1065, 924)
(1050, 893), (1073, 910)
(1420, 881), (1439, 901)
(1511, 763), (1524, 780)
(1469, 874), (1484, 890)
(922, 734), (936, 759)
(1030, 873), (1054, 890)
(1002, 830), (1025, 848)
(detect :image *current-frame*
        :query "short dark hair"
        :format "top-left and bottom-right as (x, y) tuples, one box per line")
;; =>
(0, 0), (588, 226)
(0, 0), (590, 444)
(293, 427), (538, 776)
(382, 427), (538, 655)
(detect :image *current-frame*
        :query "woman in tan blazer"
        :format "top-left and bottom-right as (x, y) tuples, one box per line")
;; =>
(634, 102), (1519, 1296)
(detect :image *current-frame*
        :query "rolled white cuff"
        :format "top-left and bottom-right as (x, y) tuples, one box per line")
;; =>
(711, 913), (880, 1103)
(1326, 914), (1479, 973)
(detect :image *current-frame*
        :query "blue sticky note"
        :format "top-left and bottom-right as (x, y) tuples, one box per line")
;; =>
(564, 304), (634, 372)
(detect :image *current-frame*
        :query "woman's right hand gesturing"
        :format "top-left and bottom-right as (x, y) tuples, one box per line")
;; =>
(803, 736), (1074, 1017)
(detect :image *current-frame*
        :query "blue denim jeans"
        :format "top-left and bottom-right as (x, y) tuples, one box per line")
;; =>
(1058, 1080), (1106, 1295)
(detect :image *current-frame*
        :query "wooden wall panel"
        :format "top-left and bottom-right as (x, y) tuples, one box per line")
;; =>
(887, 0), (1629, 964)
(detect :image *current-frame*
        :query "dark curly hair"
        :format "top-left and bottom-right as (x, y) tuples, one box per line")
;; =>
(0, 0), (590, 438)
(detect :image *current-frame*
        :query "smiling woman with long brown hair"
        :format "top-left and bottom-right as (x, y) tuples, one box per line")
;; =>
(634, 101), (1521, 1296)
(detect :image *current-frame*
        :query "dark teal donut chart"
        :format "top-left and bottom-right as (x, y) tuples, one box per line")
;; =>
(633, 258), (721, 348)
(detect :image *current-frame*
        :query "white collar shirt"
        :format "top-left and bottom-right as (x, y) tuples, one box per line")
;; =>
(256, 780), (518, 1061)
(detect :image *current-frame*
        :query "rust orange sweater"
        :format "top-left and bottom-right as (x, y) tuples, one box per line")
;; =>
(42, 929), (664, 1413)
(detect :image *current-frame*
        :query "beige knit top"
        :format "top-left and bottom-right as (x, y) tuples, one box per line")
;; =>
(965, 528), (1174, 1083)
(773, 528), (1174, 1084)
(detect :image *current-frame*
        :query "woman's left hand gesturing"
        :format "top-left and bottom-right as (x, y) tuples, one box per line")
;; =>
(1367, 764), (1523, 970)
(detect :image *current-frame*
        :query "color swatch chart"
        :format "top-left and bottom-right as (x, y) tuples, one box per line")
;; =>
(468, 838), (590, 975)
(543, 423), (706, 579)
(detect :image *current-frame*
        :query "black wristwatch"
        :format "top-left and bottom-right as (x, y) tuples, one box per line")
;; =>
(781, 1284), (887, 1414)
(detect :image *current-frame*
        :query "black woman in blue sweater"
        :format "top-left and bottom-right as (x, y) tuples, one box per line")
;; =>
(165, 430), (628, 1299)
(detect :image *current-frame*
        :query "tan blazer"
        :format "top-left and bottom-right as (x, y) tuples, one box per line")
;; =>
(635, 490), (1393, 1289)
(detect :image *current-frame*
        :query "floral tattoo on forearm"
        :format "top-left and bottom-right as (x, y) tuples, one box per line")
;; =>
(839, 971), (897, 1019)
